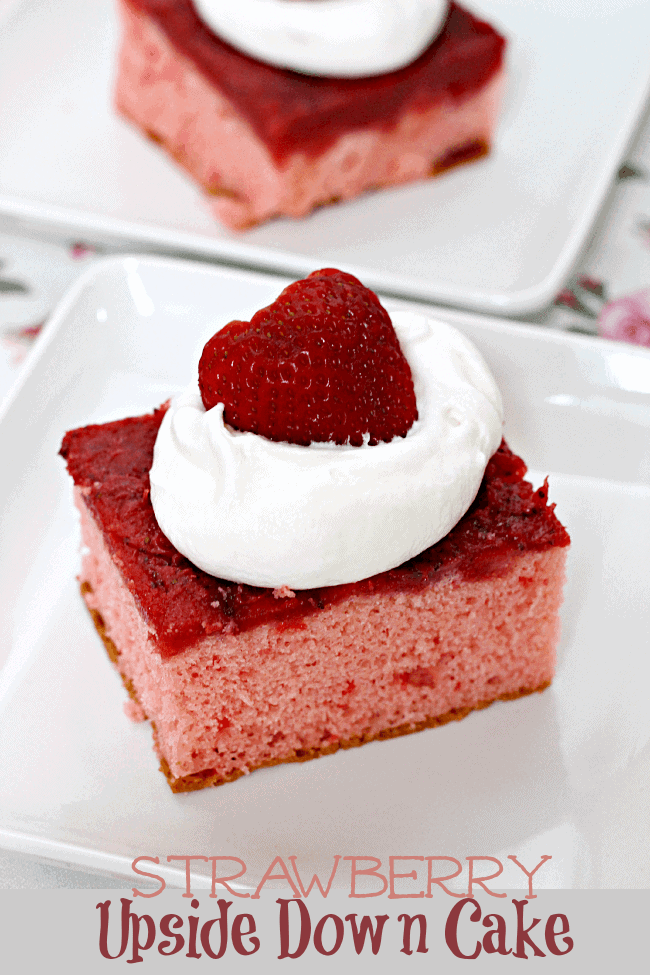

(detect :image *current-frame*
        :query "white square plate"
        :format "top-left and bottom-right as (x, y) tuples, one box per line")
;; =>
(1, 256), (649, 890)
(1, 0), (650, 315)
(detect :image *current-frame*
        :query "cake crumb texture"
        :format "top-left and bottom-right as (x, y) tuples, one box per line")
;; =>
(79, 493), (566, 787)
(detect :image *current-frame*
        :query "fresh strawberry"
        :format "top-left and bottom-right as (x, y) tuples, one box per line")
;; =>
(198, 268), (418, 447)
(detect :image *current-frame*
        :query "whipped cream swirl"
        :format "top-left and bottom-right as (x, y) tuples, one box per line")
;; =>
(193, 0), (449, 77)
(150, 311), (503, 589)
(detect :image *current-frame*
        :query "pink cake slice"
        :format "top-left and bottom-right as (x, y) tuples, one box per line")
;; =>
(115, 0), (506, 228)
(60, 413), (569, 793)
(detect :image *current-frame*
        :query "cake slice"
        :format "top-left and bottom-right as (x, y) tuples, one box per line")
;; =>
(60, 270), (569, 792)
(60, 415), (569, 792)
(115, 0), (506, 228)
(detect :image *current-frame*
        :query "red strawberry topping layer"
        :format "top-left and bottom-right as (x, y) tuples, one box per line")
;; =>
(198, 269), (418, 447)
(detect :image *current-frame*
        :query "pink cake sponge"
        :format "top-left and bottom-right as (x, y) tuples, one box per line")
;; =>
(78, 490), (566, 790)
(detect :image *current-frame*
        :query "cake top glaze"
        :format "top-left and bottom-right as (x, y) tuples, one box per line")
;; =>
(61, 408), (569, 658)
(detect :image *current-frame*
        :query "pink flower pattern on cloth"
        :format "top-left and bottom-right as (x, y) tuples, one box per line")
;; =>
(597, 289), (650, 348)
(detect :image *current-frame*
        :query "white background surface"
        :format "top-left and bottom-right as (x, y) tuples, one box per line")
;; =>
(1, 258), (649, 890)
(1, 0), (650, 313)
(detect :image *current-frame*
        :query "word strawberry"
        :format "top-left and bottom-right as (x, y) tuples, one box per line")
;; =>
(198, 269), (418, 447)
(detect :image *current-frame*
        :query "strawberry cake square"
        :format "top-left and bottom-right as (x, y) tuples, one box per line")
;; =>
(115, 0), (507, 228)
(60, 270), (569, 792)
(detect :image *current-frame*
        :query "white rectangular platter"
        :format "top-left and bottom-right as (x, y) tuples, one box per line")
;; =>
(0, 0), (650, 315)
(0, 256), (649, 891)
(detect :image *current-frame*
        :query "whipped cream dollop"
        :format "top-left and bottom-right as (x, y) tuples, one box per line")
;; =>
(193, 0), (449, 77)
(150, 311), (503, 589)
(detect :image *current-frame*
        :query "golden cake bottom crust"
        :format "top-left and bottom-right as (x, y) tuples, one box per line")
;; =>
(81, 581), (550, 794)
